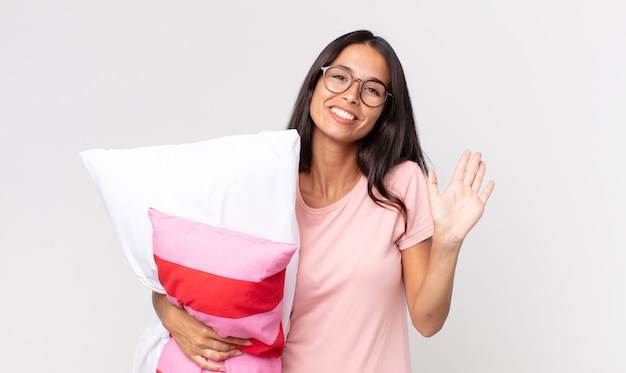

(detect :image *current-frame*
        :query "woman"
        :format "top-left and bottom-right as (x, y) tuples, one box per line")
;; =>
(153, 29), (494, 372)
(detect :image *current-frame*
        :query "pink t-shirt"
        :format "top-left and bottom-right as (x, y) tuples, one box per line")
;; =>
(282, 160), (434, 373)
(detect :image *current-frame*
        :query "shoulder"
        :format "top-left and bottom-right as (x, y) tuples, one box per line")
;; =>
(384, 160), (427, 192)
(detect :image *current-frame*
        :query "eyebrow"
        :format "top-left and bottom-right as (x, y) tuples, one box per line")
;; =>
(337, 64), (388, 86)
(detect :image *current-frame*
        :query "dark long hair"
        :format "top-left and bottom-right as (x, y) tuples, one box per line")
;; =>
(287, 30), (427, 228)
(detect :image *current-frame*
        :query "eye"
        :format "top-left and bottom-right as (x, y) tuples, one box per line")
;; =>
(362, 82), (384, 97)
(331, 72), (350, 83)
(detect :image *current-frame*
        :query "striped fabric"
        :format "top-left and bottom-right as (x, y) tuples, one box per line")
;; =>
(149, 208), (297, 372)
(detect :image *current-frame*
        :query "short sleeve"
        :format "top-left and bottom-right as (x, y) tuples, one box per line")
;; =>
(387, 161), (434, 250)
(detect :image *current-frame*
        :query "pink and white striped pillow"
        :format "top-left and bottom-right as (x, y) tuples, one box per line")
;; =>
(149, 208), (297, 373)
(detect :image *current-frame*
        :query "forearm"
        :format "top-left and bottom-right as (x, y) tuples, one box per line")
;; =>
(152, 291), (169, 320)
(152, 291), (208, 342)
(152, 291), (184, 333)
(408, 237), (461, 337)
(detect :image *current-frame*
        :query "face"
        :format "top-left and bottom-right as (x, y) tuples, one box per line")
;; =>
(309, 43), (390, 147)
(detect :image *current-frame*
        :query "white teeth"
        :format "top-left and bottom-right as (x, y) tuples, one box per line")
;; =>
(331, 107), (355, 121)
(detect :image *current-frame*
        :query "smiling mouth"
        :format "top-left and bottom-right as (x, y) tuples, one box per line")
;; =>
(331, 107), (356, 121)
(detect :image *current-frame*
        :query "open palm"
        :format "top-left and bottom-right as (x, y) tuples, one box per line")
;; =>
(427, 150), (495, 246)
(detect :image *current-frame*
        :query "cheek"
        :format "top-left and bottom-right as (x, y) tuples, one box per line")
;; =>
(309, 83), (327, 124)
(360, 120), (378, 137)
(364, 109), (383, 128)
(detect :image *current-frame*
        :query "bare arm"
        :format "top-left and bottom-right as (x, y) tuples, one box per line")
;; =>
(152, 292), (251, 371)
(402, 150), (494, 337)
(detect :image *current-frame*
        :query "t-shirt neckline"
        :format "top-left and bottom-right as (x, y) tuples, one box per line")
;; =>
(296, 173), (367, 215)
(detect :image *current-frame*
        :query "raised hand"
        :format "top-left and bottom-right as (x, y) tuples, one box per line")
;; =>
(427, 150), (495, 247)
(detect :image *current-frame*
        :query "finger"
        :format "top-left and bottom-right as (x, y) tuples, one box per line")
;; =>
(197, 326), (250, 351)
(471, 161), (487, 193)
(221, 336), (253, 347)
(203, 337), (242, 353)
(463, 152), (482, 186)
(479, 180), (495, 204)
(201, 347), (243, 362)
(191, 355), (227, 372)
(451, 149), (471, 183)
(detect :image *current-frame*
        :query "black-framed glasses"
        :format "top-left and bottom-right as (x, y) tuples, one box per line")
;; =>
(320, 66), (392, 108)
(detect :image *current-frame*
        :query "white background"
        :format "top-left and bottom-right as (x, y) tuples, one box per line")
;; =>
(1, 0), (624, 372)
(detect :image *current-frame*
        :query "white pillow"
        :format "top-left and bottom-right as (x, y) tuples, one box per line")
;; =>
(80, 129), (300, 373)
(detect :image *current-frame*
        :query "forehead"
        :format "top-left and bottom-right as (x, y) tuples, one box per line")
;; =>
(331, 44), (390, 83)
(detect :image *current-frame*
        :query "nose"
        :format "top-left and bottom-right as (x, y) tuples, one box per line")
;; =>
(342, 79), (361, 105)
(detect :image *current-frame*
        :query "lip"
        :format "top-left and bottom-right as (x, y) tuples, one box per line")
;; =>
(329, 106), (358, 124)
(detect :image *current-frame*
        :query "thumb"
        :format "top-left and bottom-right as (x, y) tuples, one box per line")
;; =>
(427, 168), (439, 198)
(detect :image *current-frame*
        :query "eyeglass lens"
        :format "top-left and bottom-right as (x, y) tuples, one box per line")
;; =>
(323, 66), (388, 107)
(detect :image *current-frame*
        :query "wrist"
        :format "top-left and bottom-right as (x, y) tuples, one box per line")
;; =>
(431, 231), (463, 257)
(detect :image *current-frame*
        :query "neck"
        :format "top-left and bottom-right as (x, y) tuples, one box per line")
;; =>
(299, 135), (363, 208)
